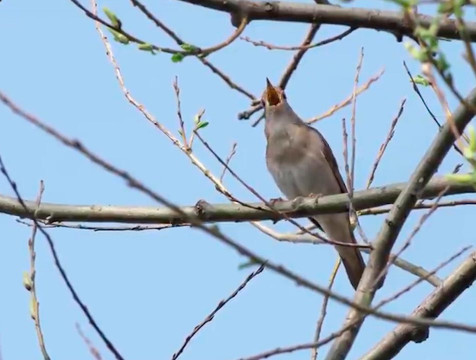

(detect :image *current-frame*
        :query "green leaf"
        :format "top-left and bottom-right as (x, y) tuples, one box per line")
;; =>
(386, 0), (417, 10)
(469, 126), (476, 153)
(412, 75), (430, 86)
(138, 43), (156, 55)
(171, 53), (185, 63)
(103, 7), (121, 28)
(108, 28), (129, 45)
(463, 147), (474, 161)
(196, 121), (209, 130)
(446, 173), (475, 184)
(436, 53), (450, 73)
(404, 43), (429, 62)
(238, 259), (260, 270)
(180, 43), (198, 52)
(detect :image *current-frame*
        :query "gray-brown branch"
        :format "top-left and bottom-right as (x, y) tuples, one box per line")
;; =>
(325, 88), (476, 360)
(0, 178), (473, 224)
(361, 251), (476, 360)
(177, 0), (476, 42)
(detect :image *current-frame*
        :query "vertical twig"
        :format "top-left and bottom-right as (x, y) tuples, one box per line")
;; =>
(26, 181), (50, 360)
(366, 99), (406, 189)
(173, 77), (188, 147)
(220, 142), (238, 182)
(310, 258), (341, 360)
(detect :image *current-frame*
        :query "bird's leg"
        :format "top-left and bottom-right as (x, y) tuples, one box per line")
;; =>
(269, 197), (285, 207)
(308, 192), (323, 201)
(269, 197), (285, 224)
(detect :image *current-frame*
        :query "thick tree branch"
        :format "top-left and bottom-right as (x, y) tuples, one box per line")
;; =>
(0, 178), (473, 224)
(325, 88), (476, 360)
(361, 251), (476, 360)
(177, 0), (476, 41)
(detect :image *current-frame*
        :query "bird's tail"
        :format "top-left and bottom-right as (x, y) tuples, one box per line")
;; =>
(310, 214), (371, 290)
(337, 244), (365, 290)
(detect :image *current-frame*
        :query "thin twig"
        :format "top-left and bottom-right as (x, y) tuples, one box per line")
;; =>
(26, 181), (50, 360)
(248, 22), (323, 125)
(346, 48), (369, 243)
(358, 198), (476, 216)
(307, 69), (384, 124)
(241, 27), (355, 51)
(173, 77), (188, 147)
(76, 323), (103, 360)
(17, 219), (184, 231)
(375, 246), (471, 309)
(373, 186), (449, 288)
(172, 264), (265, 360)
(0, 156), (125, 360)
(129, 0), (255, 100)
(310, 258), (341, 360)
(235, 320), (361, 360)
(220, 142), (238, 182)
(69, 0), (247, 57)
(366, 99), (406, 189)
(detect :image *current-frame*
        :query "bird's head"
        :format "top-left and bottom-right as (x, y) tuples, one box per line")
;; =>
(261, 78), (287, 108)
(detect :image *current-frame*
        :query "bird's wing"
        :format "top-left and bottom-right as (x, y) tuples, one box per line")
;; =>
(313, 127), (349, 194)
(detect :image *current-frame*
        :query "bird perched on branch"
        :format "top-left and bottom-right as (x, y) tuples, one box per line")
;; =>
(262, 79), (365, 290)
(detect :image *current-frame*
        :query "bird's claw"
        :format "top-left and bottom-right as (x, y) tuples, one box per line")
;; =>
(269, 197), (285, 207)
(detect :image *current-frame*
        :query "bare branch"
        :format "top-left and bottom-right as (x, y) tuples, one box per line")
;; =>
(0, 156), (125, 360)
(325, 87), (476, 360)
(176, 0), (476, 41)
(241, 27), (355, 51)
(26, 181), (50, 360)
(0, 178), (473, 225)
(362, 251), (476, 360)
(307, 69), (384, 124)
(366, 99), (406, 189)
(172, 264), (265, 360)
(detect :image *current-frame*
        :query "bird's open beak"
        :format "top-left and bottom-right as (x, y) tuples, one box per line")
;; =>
(265, 78), (281, 106)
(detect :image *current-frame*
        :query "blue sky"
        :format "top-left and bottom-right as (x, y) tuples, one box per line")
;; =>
(1, 1), (475, 359)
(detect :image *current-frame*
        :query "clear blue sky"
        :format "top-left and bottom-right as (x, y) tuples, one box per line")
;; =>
(1, 1), (475, 359)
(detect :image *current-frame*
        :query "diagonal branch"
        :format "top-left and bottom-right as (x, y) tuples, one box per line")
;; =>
(325, 88), (476, 360)
(361, 251), (476, 360)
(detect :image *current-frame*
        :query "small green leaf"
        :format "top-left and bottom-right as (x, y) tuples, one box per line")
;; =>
(171, 53), (185, 63)
(412, 75), (430, 86)
(103, 7), (121, 28)
(469, 126), (476, 153)
(138, 43), (156, 55)
(23, 271), (32, 291)
(404, 43), (429, 62)
(238, 259), (260, 270)
(386, 0), (417, 10)
(463, 147), (474, 161)
(196, 121), (209, 130)
(108, 28), (129, 45)
(446, 173), (475, 184)
(180, 43), (198, 52)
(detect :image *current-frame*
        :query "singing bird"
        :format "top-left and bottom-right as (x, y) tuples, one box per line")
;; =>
(263, 79), (365, 289)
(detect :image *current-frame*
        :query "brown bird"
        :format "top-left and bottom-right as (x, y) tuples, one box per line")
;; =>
(262, 79), (365, 289)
